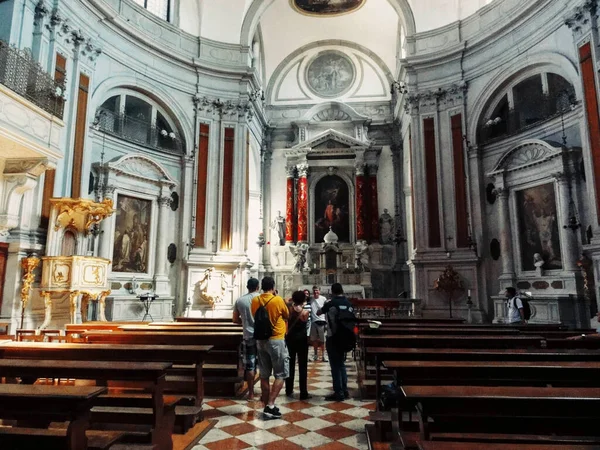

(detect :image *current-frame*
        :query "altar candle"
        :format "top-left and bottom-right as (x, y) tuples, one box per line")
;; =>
(313, 263), (316, 269)
(346, 263), (349, 269)
(467, 289), (471, 297)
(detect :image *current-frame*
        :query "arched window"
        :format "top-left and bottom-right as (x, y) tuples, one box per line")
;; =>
(132, 0), (171, 21)
(479, 72), (576, 144)
(95, 92), (183, 153)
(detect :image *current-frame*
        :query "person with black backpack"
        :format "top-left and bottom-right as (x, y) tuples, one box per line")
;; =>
(251, 277), (290, 418)
(318, 283), (356, 401)
(505, 286), (528, 324)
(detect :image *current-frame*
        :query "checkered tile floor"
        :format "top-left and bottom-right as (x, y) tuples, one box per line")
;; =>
(194, 359), (374, 449)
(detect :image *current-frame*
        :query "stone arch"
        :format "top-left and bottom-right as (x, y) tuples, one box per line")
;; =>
(90, 76), (194, 155)
(467, 52), (581, 146)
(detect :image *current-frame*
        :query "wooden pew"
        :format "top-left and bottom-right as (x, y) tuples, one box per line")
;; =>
(175, 317), (233, 323)
(418, 443), (600, 450)
(385, 360), (600, 387)
(0, 341), (212, 407)
(402, 385), (600, 442)
(0, 384), (109, 450)
(360, 327), (520, 336)
(83, 331), (244, 397)
(365, 347), (600, 406)
(357, 317), (465, 324)
(119, 325), (243, 333)
(546, 337), (600, 349)
(360, 334), (544, 349)
(0, 359), (173, 450)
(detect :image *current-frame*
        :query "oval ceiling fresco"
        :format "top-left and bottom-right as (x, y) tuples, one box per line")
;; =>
(291, 0), (366, 17)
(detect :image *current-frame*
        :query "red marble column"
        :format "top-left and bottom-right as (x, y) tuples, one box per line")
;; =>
(369, 170), (379, 242)
(297, 164), (309, 242)
(355, 164), (367, 241)
(285, 168), (295, 243)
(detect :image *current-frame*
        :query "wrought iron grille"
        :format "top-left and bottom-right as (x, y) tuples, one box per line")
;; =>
(94, 108), (183, 154)
(0, 40), (65, 118)
(480, 91), (576, 144)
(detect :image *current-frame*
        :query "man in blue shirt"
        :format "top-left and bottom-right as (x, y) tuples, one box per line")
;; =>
(233, 278), (260, 400)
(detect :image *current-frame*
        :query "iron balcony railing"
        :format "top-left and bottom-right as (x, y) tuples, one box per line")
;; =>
(480, 92), (577, 145)
(94, 108), (183, 154)
(0, 40), (65, 118)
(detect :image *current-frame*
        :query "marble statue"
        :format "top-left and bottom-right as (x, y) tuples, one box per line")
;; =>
(354, 239), (369, 271)
(379, 208), (395, 244)
(272, 210), (286, 246)
(291, 242), (309, 273)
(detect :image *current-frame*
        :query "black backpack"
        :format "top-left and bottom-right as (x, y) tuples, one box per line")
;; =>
(253, 297), (273, 340)
(331, 303), (357, 352)
(515, 296), (532, 321)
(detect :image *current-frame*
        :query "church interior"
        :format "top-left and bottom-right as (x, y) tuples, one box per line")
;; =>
(2, 0), (600, 449)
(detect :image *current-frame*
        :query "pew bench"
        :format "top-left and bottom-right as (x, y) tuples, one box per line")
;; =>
(0, 341), (212, 407)
(83, 331), (245, 397)
(0, 384), (108, 450)
(0, 359), (173, 450)
(385, 360), (600, 388)
(402, 385), (600, 441)
(418, 441), (600, 450)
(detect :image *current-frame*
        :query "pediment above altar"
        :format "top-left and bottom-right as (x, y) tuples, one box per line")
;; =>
(290, 128), (369, 151)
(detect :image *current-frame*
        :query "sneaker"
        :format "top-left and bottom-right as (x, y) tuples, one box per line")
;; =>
(324, 393), (344, 402)
(312, 354), (318, 362)
(343, 390), (350, 399)
(263, 405), (282, 419)
(321, 357), (328, 362)
(299, 393), (312, 400)
(286, 392), (294, 399)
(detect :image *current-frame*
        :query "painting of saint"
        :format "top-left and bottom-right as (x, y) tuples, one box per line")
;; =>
(314, 175), (350, 243)
(292, 0), (365, 16)
(112, 194), (151, 273)
(516, 183), (562, 271)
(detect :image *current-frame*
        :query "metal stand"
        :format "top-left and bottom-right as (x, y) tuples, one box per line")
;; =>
(139, 294), (158, 322)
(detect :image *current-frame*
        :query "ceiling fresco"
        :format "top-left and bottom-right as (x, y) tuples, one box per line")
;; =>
(291, 0), (366, 17)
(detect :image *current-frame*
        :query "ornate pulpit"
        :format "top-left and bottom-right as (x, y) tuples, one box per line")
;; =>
(39, 198), (114, 327)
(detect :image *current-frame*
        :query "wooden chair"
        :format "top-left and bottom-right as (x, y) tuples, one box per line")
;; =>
(15, 330), (44, 342)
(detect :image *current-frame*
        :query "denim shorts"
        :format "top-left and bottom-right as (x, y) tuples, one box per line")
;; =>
(257, 338), (289, 380)
(242, 338), (257, 372)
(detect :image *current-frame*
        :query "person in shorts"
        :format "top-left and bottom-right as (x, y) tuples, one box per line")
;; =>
(233, 278), (260, 399)
(251, 277), (290, 418)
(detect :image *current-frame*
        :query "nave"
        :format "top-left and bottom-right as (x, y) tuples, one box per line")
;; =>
(196, 361), (373, 450)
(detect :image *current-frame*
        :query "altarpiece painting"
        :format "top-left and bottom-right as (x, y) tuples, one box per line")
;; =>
(516, 183), (562, 271)
(112, 194), (151, 273)
(314, 175), (350, 243)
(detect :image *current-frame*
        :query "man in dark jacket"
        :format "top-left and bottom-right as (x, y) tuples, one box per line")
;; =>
(318, 283), (352, 401)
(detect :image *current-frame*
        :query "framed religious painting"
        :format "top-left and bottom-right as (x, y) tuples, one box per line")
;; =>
(515, 183), (562, 271)
(112, 194), (152, 273)
(314, 175), (350, 243)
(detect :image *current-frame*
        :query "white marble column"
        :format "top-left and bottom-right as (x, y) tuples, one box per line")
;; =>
(98, 185), (116, 260)
(496, 186), (515, 281)
(555, 173), (578, 272)
(155, 195), (171, 278)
